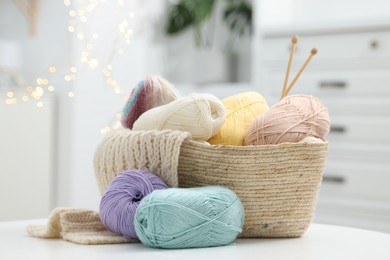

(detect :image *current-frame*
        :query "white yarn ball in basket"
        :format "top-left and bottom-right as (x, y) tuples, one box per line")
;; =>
(133, 93), (226, 141)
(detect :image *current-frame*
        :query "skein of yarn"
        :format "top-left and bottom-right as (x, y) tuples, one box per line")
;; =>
(134, 186), (245, 249)
(133, 93), (226, 141)
(208, 91), (269, 146)
(121, 75), (180, 129)
(244, 94), (330, 145)
(299, 136), (324, 143)
(99, 170), (168, 239)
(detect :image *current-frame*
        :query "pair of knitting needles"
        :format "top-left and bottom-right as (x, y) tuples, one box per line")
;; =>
(281, 35), (318, 99)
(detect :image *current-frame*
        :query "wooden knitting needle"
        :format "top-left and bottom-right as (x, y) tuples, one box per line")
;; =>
(30, 0), (38, 36)
(283, 48), (318, 98)
(281, 35), (299, 100)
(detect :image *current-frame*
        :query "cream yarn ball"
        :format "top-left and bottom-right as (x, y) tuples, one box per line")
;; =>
(133, 93), (226, 141)
(299, 136), (324, 143)
(208, 91), (269, 146)
(244, 94), (330, 145)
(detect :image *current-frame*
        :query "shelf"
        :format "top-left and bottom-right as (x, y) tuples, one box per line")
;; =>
(262, 18), (390, 38)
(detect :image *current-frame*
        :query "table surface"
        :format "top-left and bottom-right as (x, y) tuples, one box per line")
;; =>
(1, 219), (390, 260)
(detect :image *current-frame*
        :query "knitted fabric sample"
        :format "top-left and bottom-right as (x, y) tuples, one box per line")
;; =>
(27, 207), (134, 245)
(93, 129), (191, 195)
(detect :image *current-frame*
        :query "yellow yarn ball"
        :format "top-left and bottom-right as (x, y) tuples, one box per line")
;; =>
(208, 91), (269, 146)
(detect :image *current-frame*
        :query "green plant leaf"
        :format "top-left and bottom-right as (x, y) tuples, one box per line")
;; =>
(166, 0), (215, 35)
(183, 0), (215, 25)
(223, 2), (252, 36)
(166, 2), (195, 34)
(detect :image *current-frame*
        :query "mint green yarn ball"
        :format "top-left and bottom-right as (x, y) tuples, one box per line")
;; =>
(134, 186), (245, 249)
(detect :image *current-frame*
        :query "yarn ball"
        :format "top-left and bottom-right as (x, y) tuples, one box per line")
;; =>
(121, 75), (180, 129)
(134, 186), (245, 249)
(208, 91), (269, 146)
(99, 169), (168, 239)
(299, 136), (324, 143)
(133, 93), (226, 141)
(244, 94), (330, 145)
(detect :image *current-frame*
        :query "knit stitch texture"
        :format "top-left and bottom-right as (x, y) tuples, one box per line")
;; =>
(93, 129), (191, 195)
(27, 208), (133, 245)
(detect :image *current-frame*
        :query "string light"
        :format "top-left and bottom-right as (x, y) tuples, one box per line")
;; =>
(87, 59), (98, 69)
(69, 10), (76, 17)
(1, 0), (137, 132)
(63, 0), (136, 138)
(5, 98), (17, 105)
(100, 126), (110, 134)
(48, 66), (57, 73)
(77, 32), (85, 40)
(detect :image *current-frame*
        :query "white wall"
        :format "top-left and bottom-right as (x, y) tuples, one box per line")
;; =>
(0, 97), (55, 221)
(0, 0), (167, 215)
(0, 1), (71, 80)
(0, 0), (72, 216)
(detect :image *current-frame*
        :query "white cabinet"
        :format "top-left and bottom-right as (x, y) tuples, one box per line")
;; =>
(0, 96), (55, 221)
(259, 23), (390, 232)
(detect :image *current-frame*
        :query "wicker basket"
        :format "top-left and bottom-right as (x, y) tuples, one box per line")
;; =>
(178, 139), (328, 238)
(94, 129), (328, 238)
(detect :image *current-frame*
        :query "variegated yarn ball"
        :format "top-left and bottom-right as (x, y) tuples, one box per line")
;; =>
(244, 94), (330, 145)
(208, 91), (269, 146)
(121, 75), (180, 129)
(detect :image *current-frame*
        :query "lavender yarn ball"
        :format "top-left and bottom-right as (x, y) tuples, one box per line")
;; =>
(99, 170), (168, 239)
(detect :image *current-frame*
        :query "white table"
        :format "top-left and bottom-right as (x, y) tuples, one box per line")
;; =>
(1, 219), (390, 260)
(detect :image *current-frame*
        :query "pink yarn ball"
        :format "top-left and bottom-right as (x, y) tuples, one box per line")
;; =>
(244, 94), (330, 145)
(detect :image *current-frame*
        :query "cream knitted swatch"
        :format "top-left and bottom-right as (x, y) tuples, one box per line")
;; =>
(94, 128), (191, 195)
(27, 207), (134, 245)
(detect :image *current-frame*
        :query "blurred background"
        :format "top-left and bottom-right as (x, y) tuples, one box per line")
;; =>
(1, 0), (389, 233)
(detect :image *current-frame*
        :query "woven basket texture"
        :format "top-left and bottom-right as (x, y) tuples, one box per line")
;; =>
(93, 129), (328, 238)
(178, 140), (329, 238)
